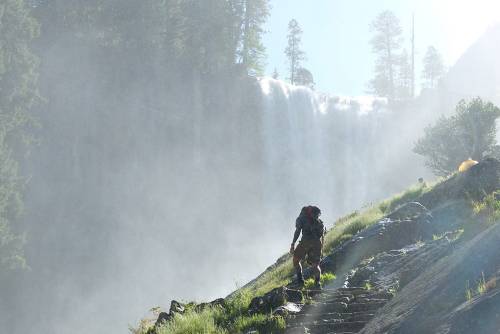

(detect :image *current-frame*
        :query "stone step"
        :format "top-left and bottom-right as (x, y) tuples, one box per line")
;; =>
(287, 317), (344, 326)
(286, 320), (367, 333)
(353, 297), (389, 303)
(302, 301), (348, 313)
(337, 287), (369, 293)
(346, 301), (386, 312)
(291, 309), (375, 318)
(369, 291), (394, 300)
(315, 296), (352, 304)
(287, 311), (375, 326)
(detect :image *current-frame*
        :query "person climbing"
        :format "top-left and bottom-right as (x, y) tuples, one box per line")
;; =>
(290, 205), (326, 289)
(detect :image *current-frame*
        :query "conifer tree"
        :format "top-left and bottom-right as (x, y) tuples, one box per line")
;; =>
(422, 45), (445, 89)
(368, 10), (403, 101)
(285, 19), (306, 85)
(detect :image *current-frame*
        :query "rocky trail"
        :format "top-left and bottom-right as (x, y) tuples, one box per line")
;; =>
(285, 287), (392, 334)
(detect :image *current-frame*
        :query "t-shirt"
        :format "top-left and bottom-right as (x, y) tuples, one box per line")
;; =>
(295, 214), (326, 240)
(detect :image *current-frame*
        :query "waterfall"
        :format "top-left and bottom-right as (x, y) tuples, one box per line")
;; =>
(258, 77), (423, 220)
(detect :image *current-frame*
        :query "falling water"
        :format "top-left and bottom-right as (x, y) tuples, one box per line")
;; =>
(258, 77), (427, 221)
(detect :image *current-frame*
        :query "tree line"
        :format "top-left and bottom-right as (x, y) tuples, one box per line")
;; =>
(279, 11), (445, 95)
(1, 0), (276, 273)
(31, 0), (271, 76)
(368, 10), (445, 101)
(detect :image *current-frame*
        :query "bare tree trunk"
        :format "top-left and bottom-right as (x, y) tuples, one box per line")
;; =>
(242, 0), (250, 67)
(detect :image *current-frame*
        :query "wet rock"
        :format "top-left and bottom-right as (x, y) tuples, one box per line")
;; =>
(440, 288), (500, 334)
(387, 202), (431, 221)
(321, 212), (436, 277)
(285, 288), (303, 303)
(248, 286), (304, 315)
(152, 299), (189, 330)
(248, 287), (287, 315)
(154, 312), (172, 328)
(194, 297), (226, 312)
(273, 302), (302, 316)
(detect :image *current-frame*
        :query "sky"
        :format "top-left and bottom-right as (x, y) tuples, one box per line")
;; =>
(263, 0), (500, 95)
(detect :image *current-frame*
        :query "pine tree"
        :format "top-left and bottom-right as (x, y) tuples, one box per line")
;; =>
(396, 49), (412, 99)
(368, 10), (403, 101)
(422, 46), (445, 89)
(237, 0), (270, 75)
(284, 19), (306, 85)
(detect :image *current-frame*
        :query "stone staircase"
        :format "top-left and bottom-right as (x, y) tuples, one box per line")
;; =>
(285, 287), (392, 334)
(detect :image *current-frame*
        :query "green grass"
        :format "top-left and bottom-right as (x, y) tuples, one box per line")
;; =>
(477, 272), (487, 295)
(323, 205), (384, 255)
(156, 308), (227, 334)
(378, 183), (430, 214)
(472, 191), (500, 224)
(303, 272), (336, 289)
(231, 313), (285, 333)
(465, 272), (493, 302)
(320, 272), (336, 284)
(148, 293), (285, 334)
(432, 228), (464, 242)
(465, 280), (473, 301)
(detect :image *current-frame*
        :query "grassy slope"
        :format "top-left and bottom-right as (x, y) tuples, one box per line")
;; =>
(132, 183), (435, 334)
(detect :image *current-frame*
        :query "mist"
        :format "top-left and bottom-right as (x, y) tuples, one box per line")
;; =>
(1, 1), (500, 334)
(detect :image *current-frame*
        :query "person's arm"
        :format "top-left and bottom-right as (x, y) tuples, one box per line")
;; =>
(320, 224), (326, 257)
(290, 224), (301, 254)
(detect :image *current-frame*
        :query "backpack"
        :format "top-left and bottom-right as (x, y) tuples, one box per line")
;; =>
(298, 206), (324, 239)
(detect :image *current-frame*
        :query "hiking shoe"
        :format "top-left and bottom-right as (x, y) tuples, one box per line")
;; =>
(313, 281), (322, 290)
(296, 277), (305, 287)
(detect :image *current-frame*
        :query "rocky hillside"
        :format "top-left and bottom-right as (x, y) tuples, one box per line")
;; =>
(137, 158), (500, 334)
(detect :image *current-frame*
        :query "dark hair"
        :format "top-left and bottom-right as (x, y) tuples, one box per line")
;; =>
(310, 206), (321, 216)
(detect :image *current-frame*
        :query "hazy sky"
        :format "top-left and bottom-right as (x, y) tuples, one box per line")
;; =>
(264, 0), (500, 95)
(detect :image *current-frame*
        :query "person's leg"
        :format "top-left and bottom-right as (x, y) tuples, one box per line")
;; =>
(313, 261), (321, 284)
(293, 255), (304, 283)
(293, 242), (306, 285)
(311, 240), (322, 286)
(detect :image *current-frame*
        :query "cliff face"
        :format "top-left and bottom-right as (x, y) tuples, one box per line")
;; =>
(441, 23), (500, 106)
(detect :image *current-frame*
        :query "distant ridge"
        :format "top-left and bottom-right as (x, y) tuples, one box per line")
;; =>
(442, 23), (500, 104)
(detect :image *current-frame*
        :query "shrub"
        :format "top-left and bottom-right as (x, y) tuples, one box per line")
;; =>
(414, 98), (500, 176)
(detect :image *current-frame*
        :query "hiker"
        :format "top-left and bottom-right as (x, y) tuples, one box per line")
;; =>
(290, 205), (326, 289)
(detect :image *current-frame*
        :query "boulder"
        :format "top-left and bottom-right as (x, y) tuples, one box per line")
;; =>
(387, 202), (431, 221)
(248, 287), (286, 315)
(154, 312), (172, 328)
(194, 298), (226, 312)
(321, 213), (435, 276)
(248, 286), (303, 315)
(169, 300), (185, 314)
(153, 300), (186, 329)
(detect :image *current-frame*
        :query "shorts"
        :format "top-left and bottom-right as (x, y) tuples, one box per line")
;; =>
(294, 238), (322, 264)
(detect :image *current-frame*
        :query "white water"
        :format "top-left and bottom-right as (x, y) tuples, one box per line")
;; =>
(259, 77), (428, 222)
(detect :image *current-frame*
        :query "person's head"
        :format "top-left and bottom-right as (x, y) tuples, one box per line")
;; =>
(310, 206), (321, 219)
